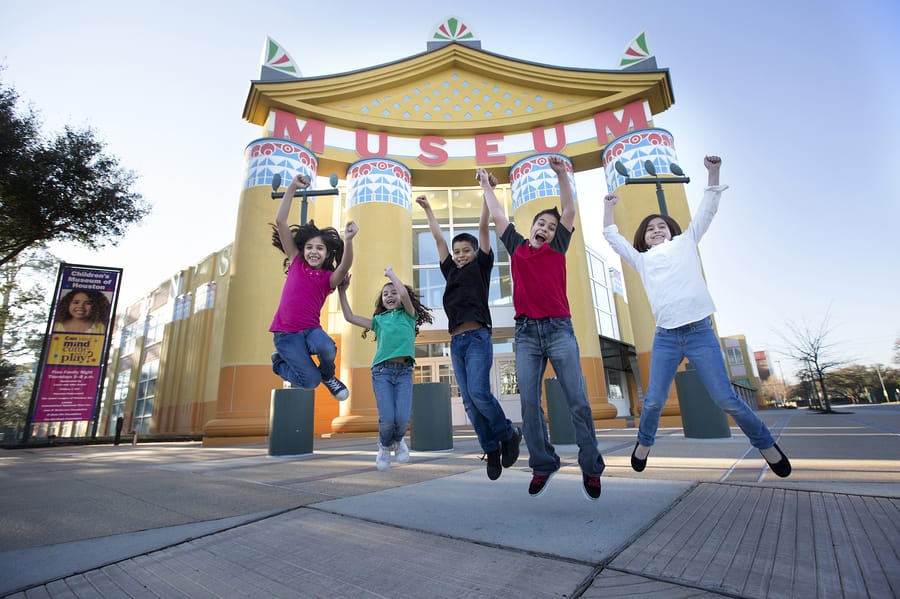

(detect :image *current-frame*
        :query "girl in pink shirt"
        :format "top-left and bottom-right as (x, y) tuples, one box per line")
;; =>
(269, 173), (358, 400)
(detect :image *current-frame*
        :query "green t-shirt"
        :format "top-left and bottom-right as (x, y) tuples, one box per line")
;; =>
(371, 308), (416, 366)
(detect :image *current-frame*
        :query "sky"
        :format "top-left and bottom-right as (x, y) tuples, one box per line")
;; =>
(3, 0), (898, 379)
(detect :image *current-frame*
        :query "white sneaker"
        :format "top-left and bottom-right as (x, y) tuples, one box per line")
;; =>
(394, 439), (410, 463)
(375, 444), (391, 471)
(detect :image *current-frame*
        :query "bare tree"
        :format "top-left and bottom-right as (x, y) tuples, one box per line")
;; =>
(778, 313), (845, 413)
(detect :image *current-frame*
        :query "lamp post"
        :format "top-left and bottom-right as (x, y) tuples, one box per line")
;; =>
(614, 159), (690, 216)
(271, 173), (341, 225)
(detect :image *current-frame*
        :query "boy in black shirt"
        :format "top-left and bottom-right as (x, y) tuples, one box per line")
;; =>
(417, 183), (522, 480)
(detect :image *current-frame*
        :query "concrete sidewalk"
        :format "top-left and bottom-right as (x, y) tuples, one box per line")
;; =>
(1, 403), (898, 598)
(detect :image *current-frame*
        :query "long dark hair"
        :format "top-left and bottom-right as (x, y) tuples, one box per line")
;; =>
(632, 213), (683, 252)
(361, 283), (434, 340)
(271, 219), (344, 272)
(55, 289), (111, 327)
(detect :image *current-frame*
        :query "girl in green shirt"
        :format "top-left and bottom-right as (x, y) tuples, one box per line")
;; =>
(338, 267), (433, 470)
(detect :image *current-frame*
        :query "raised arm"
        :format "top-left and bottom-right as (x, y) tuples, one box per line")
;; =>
(275, 174), (310, 261)
(705, 155), (721, 186)
(478, 168), (509, 237)
(478, 173), (496, 254)
(385, 266), (415, 317)
(329, 221), (359, 288)
(415, 195), (449, 263)
(603, 194), (619, 228)
(337, 275), (373, 329)
(549, 156), (576, 231)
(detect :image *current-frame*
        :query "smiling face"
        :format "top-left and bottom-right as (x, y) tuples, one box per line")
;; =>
(643, 217), (672, 248)
(529, 212), (559, 249)
(303, 236), (327, 269)
(452, 239), (477, 268)
(380, 283), (401, 310)
(68, 292), (94, 321)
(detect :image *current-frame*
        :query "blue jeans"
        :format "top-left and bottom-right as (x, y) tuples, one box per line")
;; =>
(639, 317), (775, 450)
(272, 328), (337, 389)
(371, 360), (413, 448)
(451, 327), (515, 453)
(514, 317), (605, 476)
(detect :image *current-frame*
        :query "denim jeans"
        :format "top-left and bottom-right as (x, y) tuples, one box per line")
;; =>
(371, 360), (413, 448)
(272, 328), (337, 389)
(514, 317), (605, 476)
(639, 316), (775, 450)
(451, 327), (514, 453)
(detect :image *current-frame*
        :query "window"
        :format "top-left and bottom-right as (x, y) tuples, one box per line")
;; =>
(133, 359), (158, 434)
(109, 369), (130, 424)
(726, 347), (744, 367)
(411, 186), (513, 309)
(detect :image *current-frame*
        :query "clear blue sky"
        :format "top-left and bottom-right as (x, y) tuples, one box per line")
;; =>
(3, 0), (898, 378)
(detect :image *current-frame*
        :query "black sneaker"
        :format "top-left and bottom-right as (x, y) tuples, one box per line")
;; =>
(528, 471), (555, 497)
(582, 474), (602, 501)
(323, 377), (349, 400)
(483, 449), (502, 480)
(501, 426), (522, 468)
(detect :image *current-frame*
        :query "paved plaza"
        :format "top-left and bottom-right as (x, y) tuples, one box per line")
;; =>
(1, 403), (898, 598)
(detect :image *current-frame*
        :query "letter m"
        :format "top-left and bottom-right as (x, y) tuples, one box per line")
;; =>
(272, 110), (325, 153)
(593, 100), (650, 144)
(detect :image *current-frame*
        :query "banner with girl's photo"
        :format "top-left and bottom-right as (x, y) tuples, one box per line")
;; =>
(29, 264), (122, 424)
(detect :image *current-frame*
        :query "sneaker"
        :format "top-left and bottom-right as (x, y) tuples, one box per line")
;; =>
(582, 474), (602, 501)
(375, 444), (391, 471)
(323, 377), (349, 400)
(500, 426), (522, 468)
(528, 471), (555, 497)
(394, 439), (410, 463)
(483, 449), (502, 480)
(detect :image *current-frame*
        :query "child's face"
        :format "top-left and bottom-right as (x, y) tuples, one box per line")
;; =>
(381, 283), (401, 310)
(644, 217), (672, 247)
(68, 292), (94, 320)
(529, 213), (559, 249)
(303, 236), (328, 269)
(451, 240), (476, 268)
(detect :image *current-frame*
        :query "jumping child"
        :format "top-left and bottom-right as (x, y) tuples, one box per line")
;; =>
(270, 173), (358, 400)
(417, 187), (522, 481)
(481, 156), (606, 501)
(602, 155), (791, 477)
(338, 267), (434, 471)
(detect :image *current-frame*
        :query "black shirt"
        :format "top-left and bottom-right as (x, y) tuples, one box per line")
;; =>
(440, 249), (494, 333)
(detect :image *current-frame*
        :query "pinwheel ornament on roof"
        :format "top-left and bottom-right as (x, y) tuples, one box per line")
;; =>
(427, 16), (481, 50)
(619, 31), (657, 71)
(260, 36), (303, 82)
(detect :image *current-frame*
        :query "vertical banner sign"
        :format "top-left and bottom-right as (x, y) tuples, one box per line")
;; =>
(31, 264), (122, 423)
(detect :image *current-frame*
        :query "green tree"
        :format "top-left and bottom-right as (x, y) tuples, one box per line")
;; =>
(0, 247), (56, 430)
(0, 73), (149, 267)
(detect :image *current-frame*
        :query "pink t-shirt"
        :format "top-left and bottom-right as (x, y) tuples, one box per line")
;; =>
(269, 256), (334, 332)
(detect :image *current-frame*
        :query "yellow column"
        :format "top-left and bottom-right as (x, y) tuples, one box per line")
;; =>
(204, 140), (339, 445)
(331, 159), (414, 433)
(508, 154), (617, 421)
(602, 129), (691, 424)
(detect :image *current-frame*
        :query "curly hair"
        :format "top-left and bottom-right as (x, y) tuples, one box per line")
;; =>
(360, 283), (435, 340)
(270, 219), (344, 273)
(632, 213), (683, 253)
(55, 289), (111, 328)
